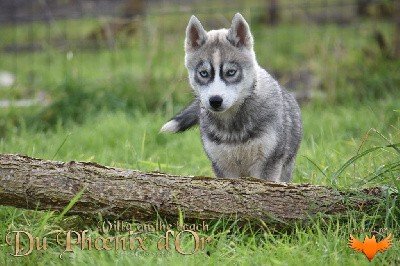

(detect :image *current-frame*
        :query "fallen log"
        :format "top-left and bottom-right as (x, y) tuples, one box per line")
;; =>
(0, 154), (389, 225)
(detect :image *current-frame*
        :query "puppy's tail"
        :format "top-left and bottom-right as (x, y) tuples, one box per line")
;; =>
(159, 100), (199, 133)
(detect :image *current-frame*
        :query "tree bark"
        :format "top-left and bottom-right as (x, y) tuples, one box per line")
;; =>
(0, 154), (388, 225)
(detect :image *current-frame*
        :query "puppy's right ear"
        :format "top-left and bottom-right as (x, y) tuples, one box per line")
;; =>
(185, 16), (207, 51)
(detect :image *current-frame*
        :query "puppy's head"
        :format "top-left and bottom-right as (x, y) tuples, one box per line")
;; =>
(184, 13), (257, 114)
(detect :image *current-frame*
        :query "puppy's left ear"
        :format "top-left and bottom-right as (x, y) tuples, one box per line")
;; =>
(227, 13), (253, 49)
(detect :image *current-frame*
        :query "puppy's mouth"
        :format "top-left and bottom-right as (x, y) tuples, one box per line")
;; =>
(209, 106), (225, 113)
(207, 103), (240, 115)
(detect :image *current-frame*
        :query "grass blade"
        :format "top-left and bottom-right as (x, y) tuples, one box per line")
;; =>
(52, 133), (71, 160)
(301, 155), (328, 178)
(55, 185), (87, 223)
(331, 143), (400, 183)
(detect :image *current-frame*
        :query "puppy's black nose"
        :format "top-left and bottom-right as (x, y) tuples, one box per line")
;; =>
(209, 95), (223, 109)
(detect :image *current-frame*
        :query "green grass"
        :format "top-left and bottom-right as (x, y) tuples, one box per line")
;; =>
(0, 6), (399, 266)
(0, 101), (398, 265)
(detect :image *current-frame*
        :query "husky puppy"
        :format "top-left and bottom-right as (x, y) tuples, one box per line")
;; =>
(160, 13), (302, 182)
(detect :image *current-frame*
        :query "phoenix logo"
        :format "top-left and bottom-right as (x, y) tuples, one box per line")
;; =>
(348, 233), (393, 261)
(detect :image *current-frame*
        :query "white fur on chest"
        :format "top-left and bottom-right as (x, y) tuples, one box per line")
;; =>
(203, 132), (277, 177)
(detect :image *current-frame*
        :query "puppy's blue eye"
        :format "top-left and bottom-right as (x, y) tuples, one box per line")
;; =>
(226, 69), (237, 76)
(199, 70), (209, 78)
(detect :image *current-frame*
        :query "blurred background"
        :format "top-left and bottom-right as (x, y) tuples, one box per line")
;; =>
(0, 0), (399, 181)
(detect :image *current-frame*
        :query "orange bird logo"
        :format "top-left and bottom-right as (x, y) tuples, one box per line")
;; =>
(348, 233), (393, 261)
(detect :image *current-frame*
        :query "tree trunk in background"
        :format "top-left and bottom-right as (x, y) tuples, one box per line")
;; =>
(123, 0), (145, 18)
(267, 0), (279, 25)
(357, 0), (371, 17)
(0, 154), (389, 226)
(394, 0), (400, 58)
